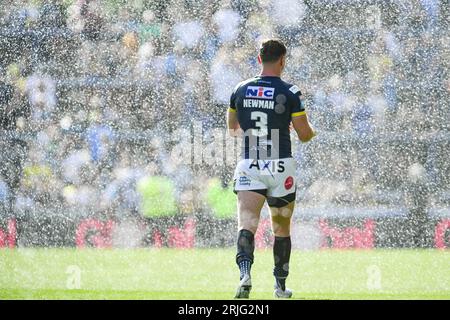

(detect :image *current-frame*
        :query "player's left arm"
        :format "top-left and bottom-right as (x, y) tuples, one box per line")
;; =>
(227, 84), (241, 137)
(227, 107), (241, 137)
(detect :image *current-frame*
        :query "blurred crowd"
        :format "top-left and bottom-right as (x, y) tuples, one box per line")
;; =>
(0, 0), (449, 219)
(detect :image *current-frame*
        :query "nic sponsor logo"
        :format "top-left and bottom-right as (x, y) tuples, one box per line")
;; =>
(245, 86), (275, 99)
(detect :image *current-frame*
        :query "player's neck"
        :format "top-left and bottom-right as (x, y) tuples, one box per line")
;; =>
(260, 68), (281, 78)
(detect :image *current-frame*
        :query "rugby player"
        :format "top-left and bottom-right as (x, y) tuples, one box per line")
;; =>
(227, 39), (315, 299)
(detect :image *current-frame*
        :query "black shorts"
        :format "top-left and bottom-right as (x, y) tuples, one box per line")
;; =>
(233, 186), (296, 208)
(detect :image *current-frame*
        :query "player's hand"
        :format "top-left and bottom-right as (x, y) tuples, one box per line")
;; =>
(228, 127), (244, 137)
(301, 128), (317, 143)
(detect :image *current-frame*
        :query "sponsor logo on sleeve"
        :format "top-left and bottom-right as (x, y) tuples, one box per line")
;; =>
(289, 85), (300, 95)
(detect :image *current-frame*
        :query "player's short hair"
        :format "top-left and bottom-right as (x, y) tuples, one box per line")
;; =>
(259, 39), (287, 63)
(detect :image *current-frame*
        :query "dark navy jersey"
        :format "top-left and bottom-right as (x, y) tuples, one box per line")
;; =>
(229, 75), (306, 159)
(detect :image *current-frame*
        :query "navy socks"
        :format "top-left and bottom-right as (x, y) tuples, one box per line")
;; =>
(273, 236), (291, 291)
(236, 229), (255, 280)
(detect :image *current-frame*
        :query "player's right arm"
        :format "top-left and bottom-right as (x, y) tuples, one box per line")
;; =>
(289, 86), (315, 143)
(292, 113), (315, 143)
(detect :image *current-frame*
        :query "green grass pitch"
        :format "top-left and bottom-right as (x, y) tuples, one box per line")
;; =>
(0, 248), (449, 299)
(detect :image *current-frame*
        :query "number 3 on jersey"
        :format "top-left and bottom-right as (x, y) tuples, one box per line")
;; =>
(251, 111), (268, 137)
